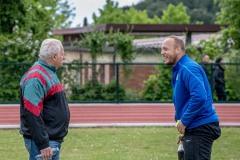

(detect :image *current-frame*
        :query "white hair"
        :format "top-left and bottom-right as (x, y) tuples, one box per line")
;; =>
(39, 38), (62, 60)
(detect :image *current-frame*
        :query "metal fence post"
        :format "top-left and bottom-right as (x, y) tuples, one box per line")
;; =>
(21, 63), (25, 76)
(210, 63), (214, 94)
(116, 63), (119, 103)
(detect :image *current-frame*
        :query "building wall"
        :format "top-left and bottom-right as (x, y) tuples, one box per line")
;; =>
(63, 50), (163, 93)
(65, 51), (163, 63)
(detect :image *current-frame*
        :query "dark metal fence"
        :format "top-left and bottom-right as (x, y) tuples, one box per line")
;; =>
(0, 62), (240, 103)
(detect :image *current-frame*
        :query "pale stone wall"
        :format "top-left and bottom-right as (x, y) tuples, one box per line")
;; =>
(65, 51), (163, 63)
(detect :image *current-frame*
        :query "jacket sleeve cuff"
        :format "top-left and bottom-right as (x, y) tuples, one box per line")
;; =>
(38, 143), (50, 150)
(181, 119), (189, 127)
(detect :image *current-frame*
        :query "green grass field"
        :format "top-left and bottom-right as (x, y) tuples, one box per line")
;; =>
(0, 127), (239, 160)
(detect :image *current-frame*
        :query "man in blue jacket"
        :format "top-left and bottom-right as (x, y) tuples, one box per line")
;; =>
(161, 35), (221, 160)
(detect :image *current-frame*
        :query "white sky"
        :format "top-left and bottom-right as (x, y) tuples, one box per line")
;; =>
(67, 0), (141, 28)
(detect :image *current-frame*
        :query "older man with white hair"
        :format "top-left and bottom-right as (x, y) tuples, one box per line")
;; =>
(20, 38), (70, 160)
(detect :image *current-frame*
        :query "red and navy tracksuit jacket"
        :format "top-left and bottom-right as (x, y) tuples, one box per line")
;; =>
(20, 59), (70, 150)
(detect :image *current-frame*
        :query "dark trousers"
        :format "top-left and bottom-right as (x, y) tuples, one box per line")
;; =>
(183, 122), (221, 160)
(215, 86), (227, 101)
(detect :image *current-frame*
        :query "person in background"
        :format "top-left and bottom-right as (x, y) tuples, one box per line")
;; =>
(19, 38), (70, 160)
(213, 57), (227, 101)
(199, 54), (210, 76)
(161, 35), (221, 160)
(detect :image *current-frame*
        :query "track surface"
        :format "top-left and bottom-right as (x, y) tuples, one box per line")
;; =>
(0, 103), (240, 128)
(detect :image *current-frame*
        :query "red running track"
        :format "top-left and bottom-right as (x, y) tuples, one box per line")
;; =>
(0, 103), (240, 128)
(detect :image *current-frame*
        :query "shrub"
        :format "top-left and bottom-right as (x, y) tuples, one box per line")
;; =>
(141, 65), (172, 102)
(70, 80), (125, 102)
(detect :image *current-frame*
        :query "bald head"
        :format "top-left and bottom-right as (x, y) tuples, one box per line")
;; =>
(161, 35), (185, 65)
(167, 35), (185, 52)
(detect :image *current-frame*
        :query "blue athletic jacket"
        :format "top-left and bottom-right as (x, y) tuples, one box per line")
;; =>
(20, 59), (70, 150)
(172, 55), (219, 129)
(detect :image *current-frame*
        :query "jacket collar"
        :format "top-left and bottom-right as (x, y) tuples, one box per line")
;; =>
(173, 54), (188, 71)
(38, 59), (57, 72)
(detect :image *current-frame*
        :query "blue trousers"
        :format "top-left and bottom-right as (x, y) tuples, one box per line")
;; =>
(24, 137), (61, 160)
(183, 122), (221, 160)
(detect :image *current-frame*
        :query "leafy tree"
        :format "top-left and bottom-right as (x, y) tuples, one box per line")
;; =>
(80, 31), (106, 83)
(0, 1), (25, 34)
(161, 3), (190, 24)
(0, 0), (75, 63)
(79, 30), (135, 82)
(215, 0), (240, 100)
(0, 0), (75, 40)
(55, 1), (75, 29)
(79, 29), (135, 64)
(83, 17), (88, 26)
(123, 8), (161, 24)
(185, 38), (223, 63)
(80, 31), (107, 64)
(93, 0), (161, 24)
(216, 0), (240, 49)
(93, 0), (191, 25)
(107, 30), (135, 80)
(0, 25), (39, 102)
(124, 0), (167, 19)
(224, 50), (240, 101)
(132, 0), (219, 24)
(74, 29), (135, 95)
(0, 0), (75, 102)
(93, 0), (124, 24)
(108, 30), (134, 63)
